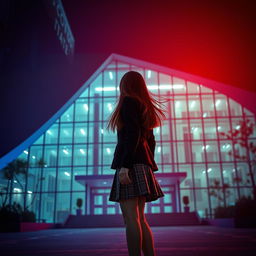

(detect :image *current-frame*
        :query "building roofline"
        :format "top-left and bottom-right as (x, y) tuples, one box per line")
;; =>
(0, 52), (255, 169)
(111, 53), (256, 116)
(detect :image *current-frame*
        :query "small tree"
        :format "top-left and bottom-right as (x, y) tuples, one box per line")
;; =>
(0, 158), (28, 207)
(25, 158), (46, 210)
(209, 179), (231, 207)
(219, 118), (256, 200)
(76, 198), (83, 209)
(0, 158), (46, 210)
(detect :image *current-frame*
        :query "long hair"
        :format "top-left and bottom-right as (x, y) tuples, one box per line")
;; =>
(106, 71), (172, 132)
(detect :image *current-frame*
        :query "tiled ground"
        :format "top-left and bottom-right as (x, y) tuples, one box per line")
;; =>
(0, 225), (256, 256)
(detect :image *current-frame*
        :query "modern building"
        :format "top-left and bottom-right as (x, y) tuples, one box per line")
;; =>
(0, 53), (255, 224)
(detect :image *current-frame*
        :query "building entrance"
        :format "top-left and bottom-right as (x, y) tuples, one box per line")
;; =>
(89, 185), (177, 215)
(76, 172), (187, 215)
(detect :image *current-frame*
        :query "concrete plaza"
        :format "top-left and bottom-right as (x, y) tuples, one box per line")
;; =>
(0, 225), (256, 256)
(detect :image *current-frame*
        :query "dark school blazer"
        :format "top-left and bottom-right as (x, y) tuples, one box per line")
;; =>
(110, 96), (159, 172)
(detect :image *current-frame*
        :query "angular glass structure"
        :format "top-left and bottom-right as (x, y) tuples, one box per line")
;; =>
(0, 53), (255, 223)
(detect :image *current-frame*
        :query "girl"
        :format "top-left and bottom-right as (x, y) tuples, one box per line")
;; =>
(107, 70), (169, 256)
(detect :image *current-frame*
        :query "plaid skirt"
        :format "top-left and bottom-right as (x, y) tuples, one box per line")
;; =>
(108, 163), (165, 203)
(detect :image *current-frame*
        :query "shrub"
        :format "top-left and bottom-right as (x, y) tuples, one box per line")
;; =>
(234, 196), (256, 218)
(214, 205), (235, 218)
(21, 209), (36, 222)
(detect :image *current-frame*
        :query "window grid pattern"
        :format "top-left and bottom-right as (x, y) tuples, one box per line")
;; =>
(2, 60), (256, 222)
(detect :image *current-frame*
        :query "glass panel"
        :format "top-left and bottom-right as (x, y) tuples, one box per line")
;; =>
(175, 119), (189, 140)
(89, 73), (103, 97)
(179, 164), (193, 189)
(94, 195), (103, 205)
(40, 193), (55, 223)
(17, 150), (29, 161)
(59, 123), (73, 144)
(44, 145), (57, 167)
(45, 124), (59, 144)
(229, 98), (242, 116)
(103, 97), (118, 122)
(58, 145), (72, 166)
(12, 191), (24, 209)
(244, 108), (253, 117)
(187, 81), (200, 94)
(159, 72), (172, 94)
(74, 123), (87, 143)
(104, 65), (116, 86)
(222, 163), (237, 186)
(103, 69), (117, 97)
(203, 119), (217, 139)
(176, 142), (188, 163)
(73, 145), (87, 166)
(161, 120), (171, 141)
(87, 143), (101, 168)
(247, 117), (256, 138)
(216, 118), (231, 139)
(225, 188), (239, 206)
(27, 167), (42, 193)
(173, 76), (186, 94)
(151, 206), (160, 213)
(189, 119), (203, 140)
(204, 142), (219, 162)
(188, 95), (201, 118)
(25, 192), (40, 221)
(231, 117), (244, 132)
(200, 85), (212, 93)
(34, 135), (44, 145)
(107, 207), (116, 214)
(162, 142), (172, 165)
(236, 162), (253, 186)
(102, 143), (115, 166)
(75, 98), (89, 122)
(73, 168), (87, 190)
(57, 168), (72, 191)
(94, 207), (103, 214)
(194, 164), (208, 187)
(219, 141), (234, 161)
(215, 95), (228, 117)
(56, 192), (70, 223)
(192, 142), (205, 162)
(42, 167), (56, 192)
(174, 96), (187, 118)
(201, 95), (214, 118)
(164, 206), (172, 213)
(163, 193), (171, 203)
(103, 121), (117, 143)
(60, 104), (74, 122)
(79, 88), (89, 98)
(29, 146), (43, 167)
(208, 164), (222, 187)
(88, 97), (102, 122)
(195, 188), (209, 218)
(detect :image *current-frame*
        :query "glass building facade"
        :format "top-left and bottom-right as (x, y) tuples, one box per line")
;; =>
(0, 54), (255, 223)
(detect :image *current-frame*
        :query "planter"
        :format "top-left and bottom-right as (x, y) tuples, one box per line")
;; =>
(0, 221), (20, 232)
(208, 218), (235, 228)
(20, 222), (55, 232)
(76, 209), (82, 216)
(184, 206), (190, 213)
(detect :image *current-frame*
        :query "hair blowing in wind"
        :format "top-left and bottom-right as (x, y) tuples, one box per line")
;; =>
(106, 71), (172, 132)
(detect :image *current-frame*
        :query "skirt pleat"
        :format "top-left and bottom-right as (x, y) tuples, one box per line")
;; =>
(108, 163), (165, 202)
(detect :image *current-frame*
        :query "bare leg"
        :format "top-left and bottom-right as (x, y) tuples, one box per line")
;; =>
(119, 197), (142, 256)
(138, 196), (156, 256)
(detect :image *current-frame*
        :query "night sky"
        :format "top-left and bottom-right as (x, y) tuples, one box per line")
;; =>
(0, 0), (255, 159)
